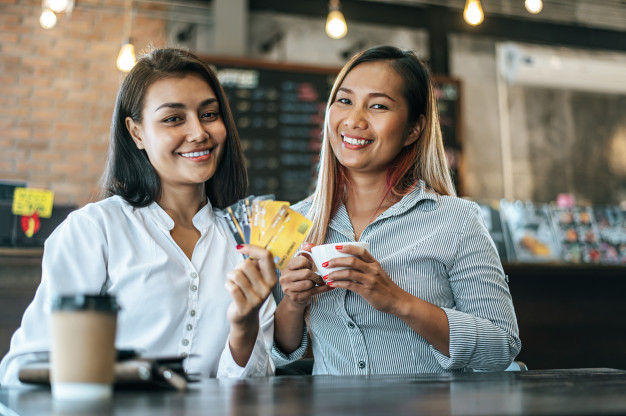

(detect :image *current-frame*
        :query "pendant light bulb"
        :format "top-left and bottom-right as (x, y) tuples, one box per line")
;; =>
(39, 9), (57, 29)
(463, 0), (484, 26)
(116, 41), (136, 72)
(525, 0), (543, 14)
(47, 0), (69, 13)
(325, 1), (347, 39)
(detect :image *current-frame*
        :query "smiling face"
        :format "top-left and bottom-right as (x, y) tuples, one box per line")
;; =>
(125, 74), (226, 197)
(328, 61), (422, 177)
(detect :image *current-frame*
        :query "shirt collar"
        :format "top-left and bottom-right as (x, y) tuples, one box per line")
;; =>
(146, 199), (215, 232)
(329, 180), (439, 235)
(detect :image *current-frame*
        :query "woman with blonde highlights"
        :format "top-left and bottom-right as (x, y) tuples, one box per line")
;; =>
(272, 45), (520, 375)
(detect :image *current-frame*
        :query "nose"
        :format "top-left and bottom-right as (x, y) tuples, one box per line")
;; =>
(344, 105), (367, 130)
(186, 115), (209, 143)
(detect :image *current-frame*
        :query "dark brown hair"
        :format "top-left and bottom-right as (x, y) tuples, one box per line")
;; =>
(101, 48), (247, 208)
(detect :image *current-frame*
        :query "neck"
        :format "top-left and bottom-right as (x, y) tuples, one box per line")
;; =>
(157, 184), (207, 226)
(343, 170), (398, 220)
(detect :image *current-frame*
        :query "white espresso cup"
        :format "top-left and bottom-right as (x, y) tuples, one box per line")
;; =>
(295, 241), (370, 277)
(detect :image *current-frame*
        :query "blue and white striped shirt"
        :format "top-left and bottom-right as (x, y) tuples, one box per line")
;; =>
(272, 182), (521, 375)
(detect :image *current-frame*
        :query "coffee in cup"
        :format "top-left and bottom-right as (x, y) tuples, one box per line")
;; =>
(50, 294), (120, 400)
(296, 241), (370, 277)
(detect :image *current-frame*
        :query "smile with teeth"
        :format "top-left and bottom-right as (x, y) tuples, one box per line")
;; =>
(179, 149), (211, 158)
(342, 135), (374, 146)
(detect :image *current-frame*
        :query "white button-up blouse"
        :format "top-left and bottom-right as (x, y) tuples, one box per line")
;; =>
(0, 195), (275, 385)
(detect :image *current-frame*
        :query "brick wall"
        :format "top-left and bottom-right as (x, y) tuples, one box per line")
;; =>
(0, 0), (167, 207)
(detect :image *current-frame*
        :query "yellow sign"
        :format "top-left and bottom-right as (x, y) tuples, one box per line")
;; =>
(12, 188), (54, 218)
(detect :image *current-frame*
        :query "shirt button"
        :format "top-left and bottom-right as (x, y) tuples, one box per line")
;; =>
(191, 285), (198, 292)
(358, 361), (366, 369)
(182, 339), (189, 346)
(186, 324), (193, 331)
(190, 272), (197, 279)
(190, 310), (196, 317)
(180, 352), (188, 358)
(348, 322), (355, 329)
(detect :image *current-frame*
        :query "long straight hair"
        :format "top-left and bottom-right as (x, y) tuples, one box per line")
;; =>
(307, 45), (455, 245)
(100, 48), (247, 209)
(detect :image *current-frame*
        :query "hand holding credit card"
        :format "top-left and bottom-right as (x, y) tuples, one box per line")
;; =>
(221, 195), (312, 269)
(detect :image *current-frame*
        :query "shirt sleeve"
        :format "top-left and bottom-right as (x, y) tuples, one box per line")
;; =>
(0, 211), (109, 386)
(431, 202), (522, 371)
(216, 294), (276, 378)
(267, 274), (309, 367)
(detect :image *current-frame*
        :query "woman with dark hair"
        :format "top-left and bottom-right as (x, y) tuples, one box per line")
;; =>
(273, 45), (521, 375)
(0, 49), (276, 385)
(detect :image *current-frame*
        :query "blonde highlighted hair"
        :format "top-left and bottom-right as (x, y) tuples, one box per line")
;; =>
(306, 45), (456, 245)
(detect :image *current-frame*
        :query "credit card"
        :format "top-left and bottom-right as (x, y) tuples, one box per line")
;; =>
(261, 207), (312, 269)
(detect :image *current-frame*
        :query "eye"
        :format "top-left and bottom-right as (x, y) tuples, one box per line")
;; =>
(201, 112), (220, 121)
(336, 97), (351, 105)
(163, 116), (182, 123)
(371, 104), (389, 110)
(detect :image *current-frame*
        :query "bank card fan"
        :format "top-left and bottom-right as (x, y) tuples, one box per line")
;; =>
(222, 196), (312, 269)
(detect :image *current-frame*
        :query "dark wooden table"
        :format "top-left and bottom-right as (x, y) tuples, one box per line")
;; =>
(1, 368), (625, 415)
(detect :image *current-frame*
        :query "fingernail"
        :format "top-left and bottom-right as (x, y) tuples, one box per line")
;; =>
(335, 245), (343, 250)
(327, 282), (334, 288)
(322, 261), (329, 267)
(322, 275), (328, 280)
(236, 244), (244, 249)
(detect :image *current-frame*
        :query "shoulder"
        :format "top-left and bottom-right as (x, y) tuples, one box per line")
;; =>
(53, 196), (135, 236)
(68, 196), (133, 223)
(291, 198), (313, 216)
(435, 195), (480, 216)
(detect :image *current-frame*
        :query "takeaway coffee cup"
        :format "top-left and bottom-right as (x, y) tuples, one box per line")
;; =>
(295, 241), (370, 277)
(50, 294), (120, 400)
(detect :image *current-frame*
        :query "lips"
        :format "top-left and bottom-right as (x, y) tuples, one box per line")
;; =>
(179, 149), (211, 158)
(341, 134), (373, 147)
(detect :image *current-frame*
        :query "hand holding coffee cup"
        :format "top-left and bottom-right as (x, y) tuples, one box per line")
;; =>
(50, 294), (120, 401)
(295, 241), (370, 283)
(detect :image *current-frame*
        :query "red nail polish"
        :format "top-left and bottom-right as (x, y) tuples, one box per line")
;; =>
(236, 244), (244, 249)
(335, 245), (343, 250)
(322, 261), (329, 267)
(322, 275), (328, 280)
(328, 282), (334, 288)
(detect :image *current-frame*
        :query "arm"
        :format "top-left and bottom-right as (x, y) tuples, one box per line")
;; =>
(218, 245), (277, 377)
(0, 212), (109, 385)
(325, 203), (520, 369)
(435, 203), (521, 370)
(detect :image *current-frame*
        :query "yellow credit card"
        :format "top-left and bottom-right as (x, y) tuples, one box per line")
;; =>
(262, 208), (312, 269)
(251, 200), (289, 246)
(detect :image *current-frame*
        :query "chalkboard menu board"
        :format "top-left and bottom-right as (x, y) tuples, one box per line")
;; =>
(204, 56), (336, 203)
(203, 56), (462, 202)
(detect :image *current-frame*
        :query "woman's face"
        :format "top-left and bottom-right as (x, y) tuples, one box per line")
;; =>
(126, 74), (227, 194)
(327, 61), (421, 177)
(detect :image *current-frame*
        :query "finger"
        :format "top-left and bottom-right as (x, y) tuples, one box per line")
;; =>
(326, 255), (366, 272)
(286, 254), (314, 271)
(336, 244), (376, 263)
(284, 279), (318, 292)
(225, 279), (247, 307)
(280, 270), (324, 289)
(237, 260), (271, 297)
(237, 245), (277, 287)
(300, 242), (315, 251)
(228, 269), (263, 304)
(326, 269), (366, 284)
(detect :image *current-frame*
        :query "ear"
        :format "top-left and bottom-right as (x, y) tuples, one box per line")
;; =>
(125, 117), (145, 150)
(404, 114), (426, 147)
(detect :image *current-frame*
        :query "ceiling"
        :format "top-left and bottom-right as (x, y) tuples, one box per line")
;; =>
(361, 0), (626, 32)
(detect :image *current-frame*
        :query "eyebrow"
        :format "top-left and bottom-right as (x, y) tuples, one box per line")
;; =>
(155, 98), (219, 112)
(337, 87), (396, 102)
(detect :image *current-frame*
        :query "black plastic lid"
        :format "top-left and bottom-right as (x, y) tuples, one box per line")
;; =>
(51, 294), (120, 314)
